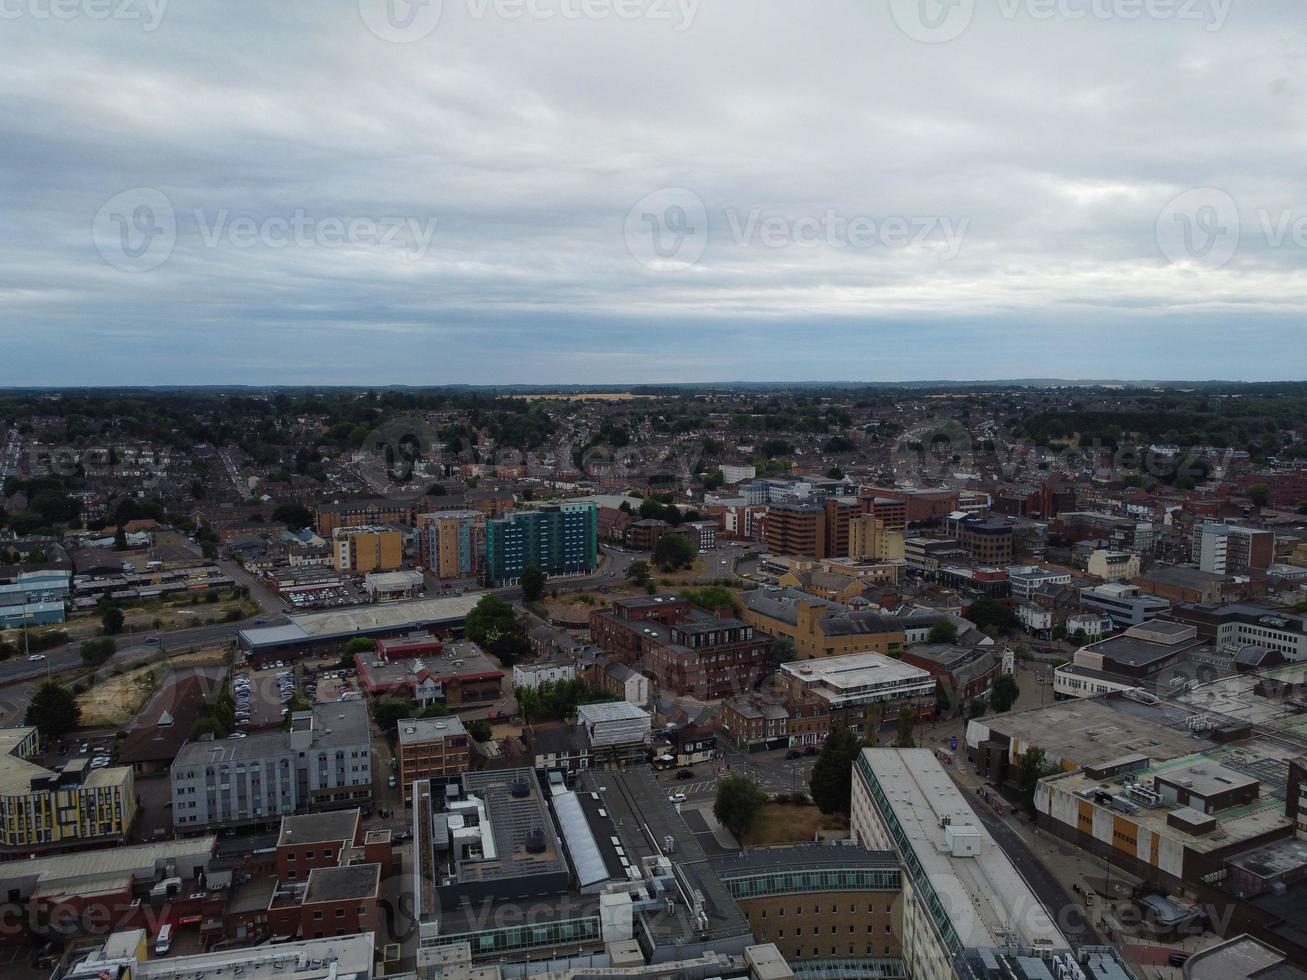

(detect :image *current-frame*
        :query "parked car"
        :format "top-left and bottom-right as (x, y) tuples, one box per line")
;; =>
(676, 769), (695, 780)
(803, 746), (818, 757)
(785, 749), (802, 760)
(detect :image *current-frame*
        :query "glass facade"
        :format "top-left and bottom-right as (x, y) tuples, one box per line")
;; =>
(426, 916), (601, 957)
(724, 866), (901, 899)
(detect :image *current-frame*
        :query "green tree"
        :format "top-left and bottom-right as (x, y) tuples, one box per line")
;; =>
(80, 637), (116, 668)
(927, 619), (958, 645)
(626, 560), (652, 587)
(713, 773), (766, 839)
(894, 706), (917, 748)
(990, 672), (1020, 713)
(809, 725), (861, 814)
(464, 595), (529, 664)
(25, 682), (81, 741)
(769, 636), (796, 670)
(373, 697), (417, 733)
(653, 533), (697, 572)
(101, 606), (125, 635)
(1248, 483), (1271, 508)
(966, 600), (1019, 634)
(1016, 746), (1056, 815)
(967, 698), (987, 720)
(521, 565), (546, 602)
(467, 719), (493, 742)
(861, 703), (884, 746)
(271, 502), (315, 530)
(113, 524), (127, 550)
(679, 585), (734, 612)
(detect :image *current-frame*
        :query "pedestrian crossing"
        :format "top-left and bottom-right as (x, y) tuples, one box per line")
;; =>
(680, 780), (717, 796)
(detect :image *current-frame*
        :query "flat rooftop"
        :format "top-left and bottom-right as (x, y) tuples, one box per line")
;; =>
(860, 748), (1070, 951)
(966, 697), (1202, 769)
(239, 592), (484, 649)
(303, 862), (380, 904)
(131, 932), (376, 980)
(581, 768), (753, 946)
(1083, 633), (1192, 668)
(0, 837), (215, 892)
(1045, 756), (1292, 853)
(362, 638), (501, 684)
(712, 841), (899, 877)
(278, 809), (360, 847)
(451, 769), (567, 885)
(398, 715), (468, 745)
(781, 652), (932, 691)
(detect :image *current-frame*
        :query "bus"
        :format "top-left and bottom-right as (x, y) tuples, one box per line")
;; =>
(155, 923), (173, 955)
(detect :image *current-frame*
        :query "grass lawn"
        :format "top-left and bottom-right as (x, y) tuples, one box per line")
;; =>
(741, 803), (850, 847)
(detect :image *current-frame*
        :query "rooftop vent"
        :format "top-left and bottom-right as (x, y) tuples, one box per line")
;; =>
(510, 778), (531, 799)
(524, 829), (547, 854)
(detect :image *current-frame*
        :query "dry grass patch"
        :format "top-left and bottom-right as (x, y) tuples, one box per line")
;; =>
(740, 803), (850, 847)
(77, 664), (159, 729)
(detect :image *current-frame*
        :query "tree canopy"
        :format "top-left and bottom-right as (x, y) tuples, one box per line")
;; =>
(990, 672), (1020, 713)
(653, 533), (697, 572)
(927, 619), (958, 645)
(521, 565), (546, 602)
(809, 725), (861, 814)
(713, 773), (766, 838)
(26, 682), (81, 741)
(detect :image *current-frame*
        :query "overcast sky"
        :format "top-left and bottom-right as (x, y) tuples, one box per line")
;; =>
(2, 0), (1304, 385)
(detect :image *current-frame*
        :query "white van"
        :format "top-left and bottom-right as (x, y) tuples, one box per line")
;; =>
(155, 923), (173, 955)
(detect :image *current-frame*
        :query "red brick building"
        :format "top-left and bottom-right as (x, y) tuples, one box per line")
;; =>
(590, 595), (770, 699)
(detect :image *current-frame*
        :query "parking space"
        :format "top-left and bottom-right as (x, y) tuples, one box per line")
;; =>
(231, 668), (293, 729)
(314, 670), (361, 703)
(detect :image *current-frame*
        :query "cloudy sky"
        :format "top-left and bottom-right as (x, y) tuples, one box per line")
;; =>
(2, 0), (1304, 385)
